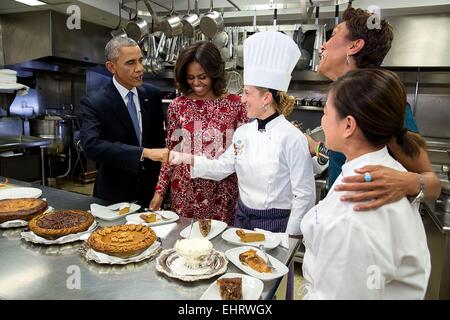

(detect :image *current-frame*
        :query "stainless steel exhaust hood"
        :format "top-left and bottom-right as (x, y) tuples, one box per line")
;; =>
(0, 10), (111, 67)
(382, 13), (450, 68)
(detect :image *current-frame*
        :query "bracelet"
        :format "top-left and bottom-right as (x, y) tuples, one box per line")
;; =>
(316, 141), (329, 165)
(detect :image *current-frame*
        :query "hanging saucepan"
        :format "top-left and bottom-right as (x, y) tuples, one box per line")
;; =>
(199, 0), (224, 39)
(212, 31), (228, 49)
(182, 0), (200, 38)
(126, 17), (148, 42)
(126, 2), (148, 42)
(160, 0), (183, 38)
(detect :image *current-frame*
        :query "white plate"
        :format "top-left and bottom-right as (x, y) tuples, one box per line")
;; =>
(89, 202), (141, 221)
(20, 221), (97, 245)
(225, 246), (289, 281)
(179, 219), (227, 240)
(0, 187), (42, 200)
(156, 248), (228, 282)
(221, 228), (280, 250)
(199, 272), (264, 300)
(125, 210), (179, 227)
(81, 240), (161, 265)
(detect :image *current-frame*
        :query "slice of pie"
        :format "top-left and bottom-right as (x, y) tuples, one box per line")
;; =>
(118, 203), (130, 215)
(87, 224), (156, 258)
(217, 277), (243, 300)
(140, 213), (157, 223)
(239, 249), (272, 273)
(0, 198), (48, 223)
(29, 210), (94, 240)
(198, 219), (211, 237)
(236, 229), (265, 243)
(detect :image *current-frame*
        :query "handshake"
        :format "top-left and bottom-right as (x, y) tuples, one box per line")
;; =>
(143, 148), (193, 165)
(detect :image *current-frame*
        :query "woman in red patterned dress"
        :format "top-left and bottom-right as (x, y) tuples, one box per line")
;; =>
(149, 41), (247, 225)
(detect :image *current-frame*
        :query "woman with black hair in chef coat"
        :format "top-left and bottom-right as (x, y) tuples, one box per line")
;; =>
(300, 69), (430, 299)
(170, 31), (316, 236)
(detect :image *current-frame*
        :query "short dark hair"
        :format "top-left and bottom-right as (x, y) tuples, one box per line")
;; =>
(329, 69), (425, 157)
(342, 7), (394, 68)
(175, 41), (226, 97)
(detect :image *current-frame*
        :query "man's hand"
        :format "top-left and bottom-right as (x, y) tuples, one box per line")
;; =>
(334, 165), (419, 211)
(169, 151), (193, 165)
(143, 148), (169, 163)
(149, 192), (164, 210)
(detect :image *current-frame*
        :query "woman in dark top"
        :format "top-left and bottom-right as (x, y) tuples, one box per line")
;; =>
(307, 7), (441, 210)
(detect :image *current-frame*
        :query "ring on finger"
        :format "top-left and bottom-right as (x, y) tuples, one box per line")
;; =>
(364, 172), (372, 183)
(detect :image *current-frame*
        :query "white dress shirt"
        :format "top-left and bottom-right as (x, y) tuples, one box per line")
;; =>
(191, 115), (316, 235)
(113, 76), (143, 143)
(301, 147), (431, 299)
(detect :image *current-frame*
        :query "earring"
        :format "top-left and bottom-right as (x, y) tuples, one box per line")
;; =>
(262, 104), (268, 111)
(345, 53), (350, 65)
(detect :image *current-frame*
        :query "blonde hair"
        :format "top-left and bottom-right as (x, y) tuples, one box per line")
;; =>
(275, 91), (295, 116)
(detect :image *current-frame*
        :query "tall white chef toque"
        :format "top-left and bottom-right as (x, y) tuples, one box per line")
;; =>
(243, 31), (301, 92)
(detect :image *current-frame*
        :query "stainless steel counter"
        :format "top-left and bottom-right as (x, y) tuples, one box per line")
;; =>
(422, 201), (450, 234)
(0, 136), (51, 186)
(0, 135), (51, 152)
(0, 179), (300, 300)
(420, 202), (450, 299)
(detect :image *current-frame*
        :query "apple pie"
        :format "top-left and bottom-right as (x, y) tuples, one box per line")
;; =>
(29, 210), (94, 240)
(87, 224), (156, 258)
(217, 277), (243, 300)
(239, 249), (272, 273)
(198, 219), (212, 237)
(0, 198), (48, 223)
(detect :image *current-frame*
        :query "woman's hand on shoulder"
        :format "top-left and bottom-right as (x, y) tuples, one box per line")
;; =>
(334, 165), (415, 211)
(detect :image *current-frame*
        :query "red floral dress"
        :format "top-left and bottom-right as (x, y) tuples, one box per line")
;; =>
(155, 94), (248, 225)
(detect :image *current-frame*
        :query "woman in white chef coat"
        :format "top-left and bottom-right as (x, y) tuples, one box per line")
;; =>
(301, 69), (430, 299)
(170, 31), (315, 235)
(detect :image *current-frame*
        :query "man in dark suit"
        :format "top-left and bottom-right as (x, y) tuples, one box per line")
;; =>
(80, 36), (168, 207)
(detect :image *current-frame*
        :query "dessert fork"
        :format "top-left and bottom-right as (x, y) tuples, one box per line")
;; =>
(259, 244), (276, 271)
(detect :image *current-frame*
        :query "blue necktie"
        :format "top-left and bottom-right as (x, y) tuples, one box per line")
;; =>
(126, 91), (141, 145)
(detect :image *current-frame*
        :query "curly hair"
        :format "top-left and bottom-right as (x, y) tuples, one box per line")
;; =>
(174, 41), (227, 97)
(342, 7), (394, 68)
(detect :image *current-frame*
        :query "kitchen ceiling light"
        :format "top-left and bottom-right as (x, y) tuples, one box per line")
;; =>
(14, 0), (47, 6)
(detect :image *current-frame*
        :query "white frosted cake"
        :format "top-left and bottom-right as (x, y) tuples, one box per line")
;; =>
(175, 238), (213, 268)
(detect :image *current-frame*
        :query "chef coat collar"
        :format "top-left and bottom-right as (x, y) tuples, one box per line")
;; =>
(257, 112), (280, 131)
(341, 146), (390, 178)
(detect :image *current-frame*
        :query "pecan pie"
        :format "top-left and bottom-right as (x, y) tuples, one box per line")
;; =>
(29, 210), (94, 240)
(87, 224), (156, 258)
(239, 249), (272, 273)
(0, 198), (48, 223)
(217, 277), (243, 300)
(198, 219), (211, 237)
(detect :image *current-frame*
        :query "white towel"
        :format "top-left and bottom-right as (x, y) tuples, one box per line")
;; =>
(0, 69), (17, 75)
(0, 82), (29, 96)
(254, 228), (290, 249)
